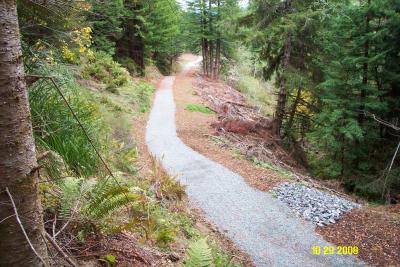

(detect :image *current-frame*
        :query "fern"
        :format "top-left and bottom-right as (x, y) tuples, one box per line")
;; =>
(83, 180), (141, 220)
(184, 238), (213, 267)
(59, 177), (83, 219)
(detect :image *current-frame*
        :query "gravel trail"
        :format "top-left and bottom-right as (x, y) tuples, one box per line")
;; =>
(145, 62), (364, 267)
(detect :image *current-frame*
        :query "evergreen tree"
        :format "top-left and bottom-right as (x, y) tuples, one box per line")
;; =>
(86, 0), (125, 55)
(186, 0), (240, 79)
(310, 0), (400, 201)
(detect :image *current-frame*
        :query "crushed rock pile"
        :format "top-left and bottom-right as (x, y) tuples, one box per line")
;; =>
(271, 183), (362, 226)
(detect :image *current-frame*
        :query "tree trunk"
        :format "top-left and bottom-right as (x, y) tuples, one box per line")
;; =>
(207, 0), (213, 78)
(358, 0), (370, 124)
(214, 38), (221, 79)
(273, 33), (292, 136)
(287, 82), (302, 131)
(213, 0), (221, 79)
(0, 1), (48, 266)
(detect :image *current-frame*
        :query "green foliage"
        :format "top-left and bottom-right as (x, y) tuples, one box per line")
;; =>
(18, 0), (85, 64)
(185, 0), (242, 76)
(59, 177), (84, 218)
(117, 56), (140, 75)
(138, 0), (183, 74)
(184, 238), (213, 267)
(211, 243), (242, 267)
(86, 0), (125, 55)
(112, 145), (138, 174)
(99, 254), (117, 267)
(306, 0), (400, 201)
(149, 158), (186, 201)
(135, 82), (155, 113)
(185, 104), (215, 114)
(29, 65), (105, 177)
(82, 51), (130, 92)
(224, 47), (276, 116)
(83, 178), (142, 221)
(243, 0), (400, 202)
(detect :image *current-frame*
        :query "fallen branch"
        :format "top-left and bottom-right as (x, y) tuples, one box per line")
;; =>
(225, 100), (251, 108)
(5, 187), (49, 267)
(45, 232), (79, 267)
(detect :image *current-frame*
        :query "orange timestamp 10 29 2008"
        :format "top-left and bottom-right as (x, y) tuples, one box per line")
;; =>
(311, 245), (359, 255)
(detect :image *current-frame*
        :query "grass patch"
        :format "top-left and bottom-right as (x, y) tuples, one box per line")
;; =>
(29, 64), (107, 177)
(185, 103), (215, 114)
(252, 158), (294, 179)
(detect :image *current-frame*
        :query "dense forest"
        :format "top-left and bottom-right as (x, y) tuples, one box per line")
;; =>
(0, 0), (399, 266)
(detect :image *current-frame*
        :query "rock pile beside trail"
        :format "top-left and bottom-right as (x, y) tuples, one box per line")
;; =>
(271, 183), (362, 226)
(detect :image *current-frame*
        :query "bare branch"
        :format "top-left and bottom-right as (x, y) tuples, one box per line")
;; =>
(5, 187), (49, 267)
(364, 111), (400, 131)
(44, 232), (79, 267)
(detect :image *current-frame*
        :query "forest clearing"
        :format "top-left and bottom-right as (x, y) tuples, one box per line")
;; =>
(0, 0), (399, 267)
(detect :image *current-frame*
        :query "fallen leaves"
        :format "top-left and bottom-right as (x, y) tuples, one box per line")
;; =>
(317, 204), (400, 267)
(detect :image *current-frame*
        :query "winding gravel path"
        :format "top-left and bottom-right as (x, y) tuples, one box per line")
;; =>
(145, 62), (364, 267)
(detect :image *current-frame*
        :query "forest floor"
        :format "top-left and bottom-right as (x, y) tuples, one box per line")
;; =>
(169, 54), (400, 267)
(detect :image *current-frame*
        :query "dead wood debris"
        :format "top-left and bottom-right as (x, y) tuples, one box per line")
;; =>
(193, 76), (298, 168)
(75, 233), (176, 267)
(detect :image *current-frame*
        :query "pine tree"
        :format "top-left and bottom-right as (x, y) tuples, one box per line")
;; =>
(86, 0), (125, 55)
(310, 0), (400, 200)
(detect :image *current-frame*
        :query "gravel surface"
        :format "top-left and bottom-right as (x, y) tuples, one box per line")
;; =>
(271, 183), (362, 226)
(146, 62), (364, 267)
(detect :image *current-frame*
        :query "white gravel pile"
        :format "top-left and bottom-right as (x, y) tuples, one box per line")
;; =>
(271, 183), (361, 226)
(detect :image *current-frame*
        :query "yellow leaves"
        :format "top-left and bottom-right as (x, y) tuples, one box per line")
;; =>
(296, 89), (313, 115)
(62, 27), (93, 63)
(62, 45), (77, 63)
(82, 26), (92, 34)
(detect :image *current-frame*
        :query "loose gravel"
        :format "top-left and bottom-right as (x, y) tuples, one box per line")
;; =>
(271, 183), (361, 226)
(146, 61), (364, 266)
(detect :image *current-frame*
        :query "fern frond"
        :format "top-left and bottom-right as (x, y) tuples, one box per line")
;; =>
(84, 182), (140, 220)
(184, 238), (213, 267)
(86, 181), (130, 210)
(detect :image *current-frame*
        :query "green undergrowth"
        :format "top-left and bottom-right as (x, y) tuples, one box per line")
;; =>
(82, 51), (130, 93)
(29, 65), (106, 177)
(180, 215), (243, 267)
(30, 56), (241, 265)
(185, 103), (215, 114)
(224, 47), (276, 117)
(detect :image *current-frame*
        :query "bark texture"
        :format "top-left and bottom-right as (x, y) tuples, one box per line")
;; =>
(273, 33), (292, 136)
(0, 0), (48, 266)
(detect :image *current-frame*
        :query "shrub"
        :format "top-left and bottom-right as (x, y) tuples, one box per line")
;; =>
(135, 82), (155, 113)
(117, 56), (140, 75)
(82, 51), (130, 92)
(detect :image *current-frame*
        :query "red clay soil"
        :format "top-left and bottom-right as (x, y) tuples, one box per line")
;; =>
(317, 204), (400, 267)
